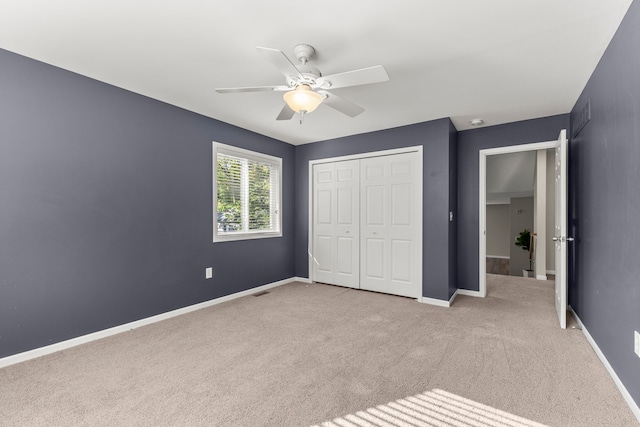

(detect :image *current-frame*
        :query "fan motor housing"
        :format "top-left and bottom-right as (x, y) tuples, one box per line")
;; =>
(293, 44), (315, 64)
(286, 67), (330, 89)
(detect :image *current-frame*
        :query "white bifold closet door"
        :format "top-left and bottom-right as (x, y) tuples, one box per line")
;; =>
(312, 151), (420, 298)
(313, 160), (360, 288)
(360, 152), (420, 297)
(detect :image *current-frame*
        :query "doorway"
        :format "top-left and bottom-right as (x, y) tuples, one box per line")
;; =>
(309, 147), (423, 299)
(485, 150), (556, 279)
(480, 140), (557, 296)
(479, 130), (569, 328)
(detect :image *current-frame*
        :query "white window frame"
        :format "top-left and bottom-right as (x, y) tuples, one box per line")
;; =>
(213, 142), (282, 242)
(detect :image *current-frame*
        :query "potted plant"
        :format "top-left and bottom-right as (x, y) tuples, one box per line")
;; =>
(515, 228), (534, 277)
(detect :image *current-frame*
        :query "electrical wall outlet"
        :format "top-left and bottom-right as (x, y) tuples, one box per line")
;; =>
(635, 331), (640, 358)
(205, 267), (213, 279)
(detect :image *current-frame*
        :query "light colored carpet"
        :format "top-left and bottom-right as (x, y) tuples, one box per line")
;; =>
(0, 274), (637, 426)
(312, 388), (552, 427)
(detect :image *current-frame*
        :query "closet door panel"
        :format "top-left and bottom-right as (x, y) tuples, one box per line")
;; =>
(334, 160), (359, 287)
(360, 152), (420, 298)
(391, 239), (412, 283)
(312, 160), (359, 288)
(313, 163), (335, 285)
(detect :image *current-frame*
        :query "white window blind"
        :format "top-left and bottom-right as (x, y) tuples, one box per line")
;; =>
(213, 143), (281, 242)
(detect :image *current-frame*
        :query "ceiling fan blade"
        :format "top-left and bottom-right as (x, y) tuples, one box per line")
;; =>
(256, 46), (304, 79)
(276, 104), (295, 121)
(317, 90), (365, 118)
(215, 85), (289, 94)
(317, 65), (389, 90)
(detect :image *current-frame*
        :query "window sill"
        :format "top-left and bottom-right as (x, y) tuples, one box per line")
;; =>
(213, 231), (282, 243)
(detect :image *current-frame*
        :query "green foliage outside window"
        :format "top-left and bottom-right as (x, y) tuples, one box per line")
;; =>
(247, 162), (272, 230)
(217, 156), (273, 232)
(217, 156), (242, 231)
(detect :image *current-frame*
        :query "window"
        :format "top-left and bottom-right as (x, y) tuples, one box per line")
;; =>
(213, 142), (282, 242)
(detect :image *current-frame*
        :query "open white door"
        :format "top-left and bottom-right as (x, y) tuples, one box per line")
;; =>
(554, 129), (569, 329)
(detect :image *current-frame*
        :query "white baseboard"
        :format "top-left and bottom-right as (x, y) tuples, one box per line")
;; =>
(546, 270), (556, 275)
(456, 289), (483, 298)
(486, 255), (510, 260)
(448, 289), (459, 306)
(569, 306), (640, 423)
(536, 275), (548, 280)
(0, 277), (297, 370)
(420, 290), (458, 308)
(294, 276), (312, 284)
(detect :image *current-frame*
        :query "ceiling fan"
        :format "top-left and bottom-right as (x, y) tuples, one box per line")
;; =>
(214, 44), (389, 122)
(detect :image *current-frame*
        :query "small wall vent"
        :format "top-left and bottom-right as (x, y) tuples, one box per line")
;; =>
(253, 291), (270, 297)
(572, 99), (591, 138)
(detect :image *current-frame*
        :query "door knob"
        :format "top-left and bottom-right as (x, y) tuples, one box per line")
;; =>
(552, 236), (574, 242)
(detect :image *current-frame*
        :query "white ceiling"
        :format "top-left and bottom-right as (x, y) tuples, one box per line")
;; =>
(0, 1), (632, 145)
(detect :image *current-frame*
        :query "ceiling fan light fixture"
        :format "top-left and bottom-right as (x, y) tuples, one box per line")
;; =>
(283, 84), (324, 113)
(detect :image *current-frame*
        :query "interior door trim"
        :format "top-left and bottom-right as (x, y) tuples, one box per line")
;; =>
(308, 146), (423, 297)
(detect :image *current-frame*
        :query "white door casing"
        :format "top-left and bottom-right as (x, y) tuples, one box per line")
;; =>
(554, 129), (569, 329)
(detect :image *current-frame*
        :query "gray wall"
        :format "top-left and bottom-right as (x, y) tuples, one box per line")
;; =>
(509, 197), (534, 275)
(486, 204), (510, 257)
(456, 114), (570, 291)
(0, 49), (295, 358)
(294, 118), (458, 300)
(568, 0), (640, 408)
